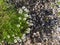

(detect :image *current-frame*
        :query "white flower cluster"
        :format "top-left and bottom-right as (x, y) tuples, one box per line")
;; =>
(21, 34), (27, 42)
(17, 6), (31, 43)
(18, 6), (31, 23)
(18, 6), (29, 14)
(26, 20), (33, 26)
(23, 14), (31, 21)
(18, 13), (30, 22)
(14, 36), (22, 43)
(22, 6), (29, 13)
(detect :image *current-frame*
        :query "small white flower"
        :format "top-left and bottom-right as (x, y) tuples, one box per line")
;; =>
(29, 20), (33, 23)
(22, 34), (25, 40)
(16, 37), (20, 40)
(7, 35), (10, 38)
(28, 15), (31, 18)
(18, 8), (23, 14)
(18, 17), (21, 20)
(16, 37), (21, 42)
(26, 28), (31, 30)
(14, 36), (16, 39)
(14, 39), (17, 43)
(23, 18), (27, 20)
(12, 34), (15, 37)
(26, 21), (30, 24)
(27, 22), (33, 26)
(18, 39), (22, 42)
(26, 28), (31, 33)
(24, 8), (29, 12)
(17, 24), (20, 27)
(22, 6), (26, 9)
(24, 14), (29, 17)
(29, 23), (33, 26)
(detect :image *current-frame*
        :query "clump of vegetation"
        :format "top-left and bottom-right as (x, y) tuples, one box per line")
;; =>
(0, 0), (29, 43)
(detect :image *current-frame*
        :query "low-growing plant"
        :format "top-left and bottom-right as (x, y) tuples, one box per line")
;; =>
(0, 0), (29, 43)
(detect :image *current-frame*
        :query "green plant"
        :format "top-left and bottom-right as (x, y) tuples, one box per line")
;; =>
(0, 0), (29, 43)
